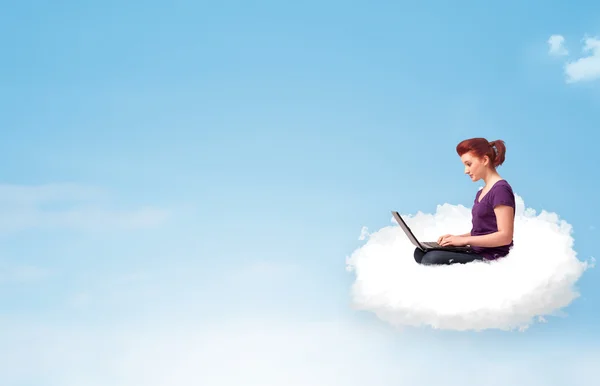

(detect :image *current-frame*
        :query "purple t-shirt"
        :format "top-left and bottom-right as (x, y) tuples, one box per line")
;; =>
(470, 180), (516, 259)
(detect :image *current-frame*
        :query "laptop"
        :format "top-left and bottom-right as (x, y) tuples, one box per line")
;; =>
(391, 211), (473, 253)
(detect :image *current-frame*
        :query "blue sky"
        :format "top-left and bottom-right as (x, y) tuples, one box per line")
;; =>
(1, 0), (600, 384)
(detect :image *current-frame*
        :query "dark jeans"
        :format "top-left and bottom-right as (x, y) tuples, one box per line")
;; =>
(414, 247), (484, 265)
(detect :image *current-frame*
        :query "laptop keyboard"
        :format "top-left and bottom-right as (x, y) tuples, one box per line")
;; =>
(422, 241), (441, 248)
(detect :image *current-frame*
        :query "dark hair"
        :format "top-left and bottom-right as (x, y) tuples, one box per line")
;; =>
(456, 137), (506, 167)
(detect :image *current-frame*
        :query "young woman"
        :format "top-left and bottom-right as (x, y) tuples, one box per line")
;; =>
(414, 137), (516, 265)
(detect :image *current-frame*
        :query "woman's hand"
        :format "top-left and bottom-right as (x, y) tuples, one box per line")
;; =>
(437, 234), (452, 244)
(439, 234), (469, 247)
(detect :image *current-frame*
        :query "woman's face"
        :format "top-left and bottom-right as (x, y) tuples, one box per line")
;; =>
(460, 151), (488, 181)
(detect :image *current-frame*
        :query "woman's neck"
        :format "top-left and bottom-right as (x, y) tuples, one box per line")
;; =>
(482, 169), (502, 187)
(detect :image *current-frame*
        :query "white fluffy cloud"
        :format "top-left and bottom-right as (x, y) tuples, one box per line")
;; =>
(548, 34), (568, 56)
(346, 194), (594, 331)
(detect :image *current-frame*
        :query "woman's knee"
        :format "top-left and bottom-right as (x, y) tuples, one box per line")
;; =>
(413, 247), (425, 264)
(420, 250), (447, 265)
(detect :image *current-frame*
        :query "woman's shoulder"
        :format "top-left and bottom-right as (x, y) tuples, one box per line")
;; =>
(491, 179), (516, 205)
(495, 179), (514, 192)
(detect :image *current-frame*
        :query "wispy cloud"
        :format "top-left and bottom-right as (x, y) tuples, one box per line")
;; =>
(0, 264), (51, 283)
(358, 225), (370, 240)
(0, 183), (170, 233)
(0, 315), (598, 386)
(565, 37), (600, 83)
(548, 34), (600, 83)
(0, 183), (106, 204)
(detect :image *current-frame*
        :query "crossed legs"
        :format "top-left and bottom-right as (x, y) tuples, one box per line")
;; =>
(414, 247), (484, 265)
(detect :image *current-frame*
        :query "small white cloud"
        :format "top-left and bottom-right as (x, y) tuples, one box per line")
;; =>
(548, 34), (568, 56)
(564, 37), (600, 83)
(358, 226), (370, 240)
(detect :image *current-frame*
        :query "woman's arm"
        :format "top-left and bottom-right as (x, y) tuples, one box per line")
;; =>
(465, 205), (514, 247)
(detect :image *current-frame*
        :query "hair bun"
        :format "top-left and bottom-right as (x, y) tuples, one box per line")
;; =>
(456, 137), (506, 167)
